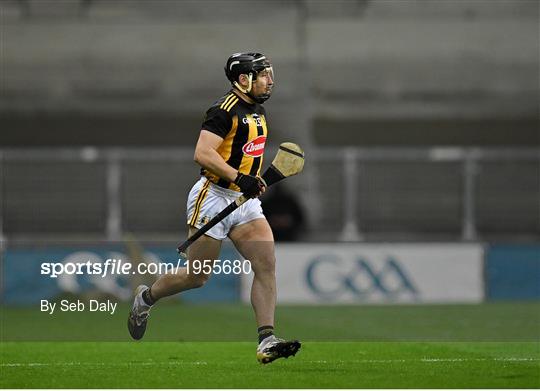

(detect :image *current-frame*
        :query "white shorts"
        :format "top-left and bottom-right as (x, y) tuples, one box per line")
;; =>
(186, 177), (265, 240)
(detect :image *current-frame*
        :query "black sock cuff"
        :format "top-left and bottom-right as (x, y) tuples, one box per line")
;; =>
(258, 325), (274, 334)
(258, 325), (274, 343)
(142, 288), (156, 306)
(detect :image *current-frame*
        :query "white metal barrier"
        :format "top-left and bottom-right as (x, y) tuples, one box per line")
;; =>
(1, 147), (538, 241)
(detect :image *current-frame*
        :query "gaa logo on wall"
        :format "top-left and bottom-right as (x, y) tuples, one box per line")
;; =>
(247, 244), (485, 304)
(306, 255), (419, 301)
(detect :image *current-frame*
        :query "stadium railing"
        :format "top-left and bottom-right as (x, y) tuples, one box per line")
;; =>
(0, 147), (538, 242)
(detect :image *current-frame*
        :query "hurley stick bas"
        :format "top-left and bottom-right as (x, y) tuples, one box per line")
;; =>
(177, 142), (305, 257)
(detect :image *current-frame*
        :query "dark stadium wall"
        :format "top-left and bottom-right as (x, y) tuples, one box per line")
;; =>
(1, 115), (538, 147)
(314, 118), (540, 147)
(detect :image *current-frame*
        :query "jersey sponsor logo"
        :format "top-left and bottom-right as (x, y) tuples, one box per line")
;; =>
(242, 135), (266, 157)
(242, 115), (263, 126)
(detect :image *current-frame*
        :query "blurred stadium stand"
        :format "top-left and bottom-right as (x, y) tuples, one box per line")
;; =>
(0, 0), (538, 242)
(1, 0), (537, 146)
(3, 158), (107, 234)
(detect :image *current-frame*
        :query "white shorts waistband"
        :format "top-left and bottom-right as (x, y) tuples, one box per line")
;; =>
(198, 176), (242, 198)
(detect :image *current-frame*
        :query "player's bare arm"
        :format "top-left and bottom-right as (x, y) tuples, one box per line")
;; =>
(194, 130), (238, 183)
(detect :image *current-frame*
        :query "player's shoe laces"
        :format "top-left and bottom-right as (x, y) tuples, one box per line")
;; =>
(256, 335), (301, 364)
(127, 285), (151, 340)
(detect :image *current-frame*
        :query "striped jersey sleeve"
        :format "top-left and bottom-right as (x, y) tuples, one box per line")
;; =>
(201, 106), (232, 138)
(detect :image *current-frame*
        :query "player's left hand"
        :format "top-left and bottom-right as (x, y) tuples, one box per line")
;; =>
(234, 173), (265, 198)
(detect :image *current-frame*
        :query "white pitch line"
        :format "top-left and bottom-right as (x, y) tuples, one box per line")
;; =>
(1, 361), (208, 367)
(306, 358), (539, 364)
(1, 357), (538, 368)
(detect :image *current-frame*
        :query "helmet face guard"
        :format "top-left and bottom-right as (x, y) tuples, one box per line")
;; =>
(225, 52), (274, 103)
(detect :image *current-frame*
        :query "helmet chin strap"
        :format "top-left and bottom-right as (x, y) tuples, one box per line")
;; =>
(233, 73), (270, 104)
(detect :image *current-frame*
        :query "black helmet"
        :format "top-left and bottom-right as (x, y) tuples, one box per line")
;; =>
(224, 52), (274, 103)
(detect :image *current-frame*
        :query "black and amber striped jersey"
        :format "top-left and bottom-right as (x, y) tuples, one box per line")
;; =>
(200, 90), (268, 191)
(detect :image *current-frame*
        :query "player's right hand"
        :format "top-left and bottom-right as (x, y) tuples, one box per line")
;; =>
(234, 173), (265, 198)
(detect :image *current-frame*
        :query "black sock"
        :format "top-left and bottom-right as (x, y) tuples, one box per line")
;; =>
(258, 325), (274, 343)
(142, 288), (156, 306)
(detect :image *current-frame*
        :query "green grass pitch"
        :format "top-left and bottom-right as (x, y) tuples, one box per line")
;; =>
(1, 302), (539, 388)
